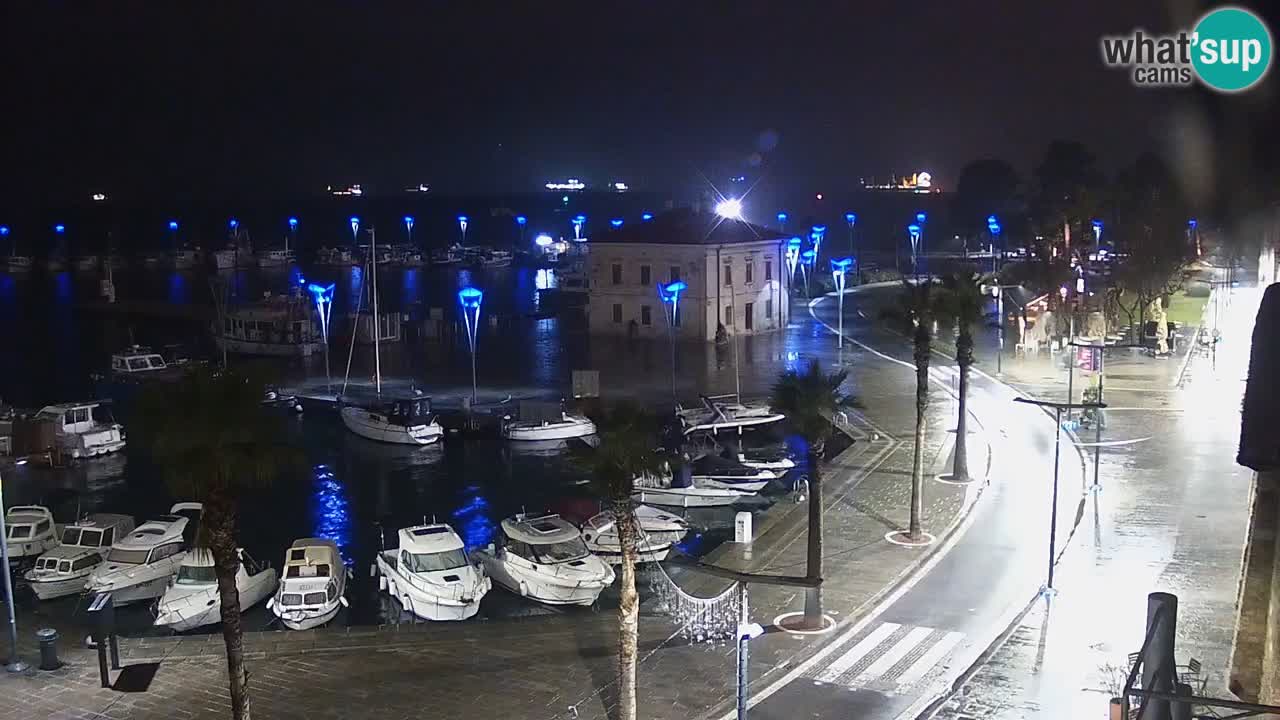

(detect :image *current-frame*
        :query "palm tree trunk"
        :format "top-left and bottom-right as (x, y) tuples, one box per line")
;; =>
(208, 498), (251, 720)
(803, 447), (824, 626)
(952, 330), (973, 483)
(615, 500), (639, 720)
(910, 328), (930, 540)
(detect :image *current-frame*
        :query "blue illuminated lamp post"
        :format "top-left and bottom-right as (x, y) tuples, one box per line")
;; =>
(349, 216), (360, 243)
(610, 218), (624, 229)
(916, 212), (927, 266)
(776, 211), (788, 233)
(657, 280), (687, 405)
(403, 216), (414, 246)
(307, 282), (336, 389)
(54, 224), (65, 235)
(988, 218), (1005, 374)
(1091, 219), (1103, 246)
(810, 225), (826, 260)
(907, 223), (922, 276)
(458, 215), (469, 245)
(515, 215), (528, 246)
(458, 286), (484, 402)
(785, 237), (802, 292)
(1188, 218), (1200, 256)
(641, 212), (654, 222)
(571, 215), (584, 240)
(830, 257), (853, 349)
(800, 249), (817, 297)
(844, 212), (857, 264)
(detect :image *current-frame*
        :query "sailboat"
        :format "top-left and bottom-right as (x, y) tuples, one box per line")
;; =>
(339, 227), (444, 445)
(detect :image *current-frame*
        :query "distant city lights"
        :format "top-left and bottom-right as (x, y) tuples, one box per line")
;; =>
(545, 178), (586, 191)
(91, 193), (107, 202)
(715, 198), (743, 220)
(329, 184), (363, 196)
(534, 234), (554, 247)
(862, 171), (937, 193)
(612, 182), (629, 192)
(405, 183), (431, 193)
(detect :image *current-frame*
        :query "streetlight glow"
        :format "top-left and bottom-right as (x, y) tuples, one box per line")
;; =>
(349, 216), (360, 240)
(831, 257), (854, 349)
(534, 233), (554, 247)
(715, 198), (743, 219)
(54, 224), (66, 234)
(458, 286), (484, 402)
(641, 212), (654, 221)
(289, 217), (299, 231)
(657, 280), (688, 404)
(610, 218), (624, 228)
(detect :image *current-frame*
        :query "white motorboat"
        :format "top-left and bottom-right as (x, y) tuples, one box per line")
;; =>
(4, 505), (59, 562)
(154, 548), (278, 632)
(501, 402), (596, 442)
(632, 470), (751, 508)
(214, 291), (324, 357)
(481, 250), (513, 268)
(269, 538), (349, 630)
(689, 455), (776, 492)
(677, 394), (785, 435)
(429, 247), (464, 266)
(581, 505), (689, 564)
(107, 346), (190, 383)
(735, 449), (796, 473)
(341, 396), (443, 445)
(24, 514), (135, 600)
(256, 248), (295, 268)
(31, 401), (127, 459)
(316, 247), (356, 266)
(373, 524), (490, 621)
(211, 248), (238, 270)
(85, 503), (202, 605)
(476, 514), (615, 606)
(5, 255), (33, 272)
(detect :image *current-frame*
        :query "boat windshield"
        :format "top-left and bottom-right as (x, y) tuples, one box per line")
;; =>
(176, 564), (218, 585)
(106, 547), (149, 565)
(62, 528), (82, 545)
(6, 525), (32, 539)
(533, 538), (589, 563)
(404, 549), (468, 573)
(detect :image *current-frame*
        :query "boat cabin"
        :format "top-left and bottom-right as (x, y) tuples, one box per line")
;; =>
(111, 347), (169, 374)
(4, 505), (57, 556)
(394, 525), (469, 574)
(279, 538), (343, 608)
(371, 398), (432, 428)
(35, 401), (115, 435)
(498, 514), (590, 564)
(60, 513), (135, 551)
(221, 295), (319, 345)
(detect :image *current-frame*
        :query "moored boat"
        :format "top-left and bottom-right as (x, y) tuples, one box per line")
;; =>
(84, 503), (202, 605)
(476, 514), (614, 606)
(373, 523), (489, 621)
(24, 514), (135, 600)
(268, 538), (349, 630)
(4, 505), (59, 562)
(581, 505), (689, 564)
(154, 548), (278, 632)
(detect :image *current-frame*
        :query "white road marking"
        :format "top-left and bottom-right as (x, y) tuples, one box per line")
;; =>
(812, 623), (900, 684)
(852, 626), (935, 686)
(895, 631), (965, 687)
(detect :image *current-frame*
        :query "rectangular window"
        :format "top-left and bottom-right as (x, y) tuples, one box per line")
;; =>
(641, 305), (652, 325)
(724, 306), (734, 325)
(745, 261), (754, 285)
(724, 264), (733, 287)
(765, 260), (773, 281)
(640, 265), (651, 286)
(669, 266), (680, 283)
(766, 298), (774, 319)
(745, 303), (754, 330)
(611, 263), (623, 285)
(612, 304), (623, 323)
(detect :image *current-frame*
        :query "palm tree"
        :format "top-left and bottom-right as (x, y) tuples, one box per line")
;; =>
(574, 404), (664, 720)
(771, 359), (848, 627)
(935, 270), (986, 483)
(898, 280), (936, 540)
(133, 369), (295, 720)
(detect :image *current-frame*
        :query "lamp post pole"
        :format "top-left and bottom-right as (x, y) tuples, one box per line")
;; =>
(831, 258), (852, 351)
(908, 224), (921, 278)
(1, 462), (31, 673)
(844, 213), (857, 281)
(659, 281), (686, 407)
(458, 287), (484, 403)
(989, 216), (1004, 374)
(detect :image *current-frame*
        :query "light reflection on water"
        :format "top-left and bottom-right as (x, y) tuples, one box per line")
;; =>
(313, 463), (353, 566)
(452, 486), (495, 550)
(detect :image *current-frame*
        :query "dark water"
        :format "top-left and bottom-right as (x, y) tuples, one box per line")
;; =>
(1, 261), (797, 636)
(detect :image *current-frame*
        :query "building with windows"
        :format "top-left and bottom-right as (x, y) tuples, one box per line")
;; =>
(585, 208), (791, 341)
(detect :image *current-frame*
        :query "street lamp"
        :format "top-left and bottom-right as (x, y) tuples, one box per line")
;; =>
(571, 215), (583, 240)
(844, 212), (857, 264)
(776, 211), (788, 233)
(988, 217), (1006, 374)
(1091, 219), (1103, 246)
(458, 215), (469, 245)
(810, 225), (826, 259)
(54, 224), (65, 235)
(515, 215), (528, 246)
(715, 198), (743, 220)
(800, 249), (816, 297)
(349, 216), (360, 242)
(458, 286), (484, 403)
(907, 223), (922, 276)
(1188, 218), (1201, 257)
(785, 237), (802, 291)
(1, 458), (32, 672)
(610, 218), (624, 229)
(168, 220), (179, 251)
(830, 257), (853, 350)
(658, 280), (687, 405)
(307, 282), (335, 390)
(403, 216), (414, 246)
(641, 212), (654, 222)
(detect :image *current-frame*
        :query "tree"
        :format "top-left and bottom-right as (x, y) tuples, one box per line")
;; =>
(771, 359), (848, 627)
(1034, 140), (1105, 249)
(133, 369), (296, 720)
(935, 270), (985, 483)
(952, 157), (1024, 238)
(573, 404), (664, 720)
(1110, 212), (1193, 342)
(887, 281), (937, 541)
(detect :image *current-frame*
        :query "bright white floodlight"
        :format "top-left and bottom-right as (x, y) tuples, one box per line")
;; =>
(715, 198), (743, 219)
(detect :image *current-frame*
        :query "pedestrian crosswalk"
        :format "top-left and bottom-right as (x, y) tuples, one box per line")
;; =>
(806, 622), (966, 694)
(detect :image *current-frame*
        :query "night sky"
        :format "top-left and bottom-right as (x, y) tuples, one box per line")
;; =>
(4, 1), (1275, 207)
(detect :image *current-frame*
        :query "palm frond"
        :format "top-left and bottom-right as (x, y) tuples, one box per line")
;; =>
(770, 359), (848, 447)
(570, 402), (666, 504)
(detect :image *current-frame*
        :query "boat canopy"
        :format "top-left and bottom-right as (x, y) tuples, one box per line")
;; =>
(501, 514), (582, 545)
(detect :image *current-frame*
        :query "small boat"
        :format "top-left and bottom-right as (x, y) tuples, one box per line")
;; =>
(106, 346), (190, 383)
(632, 468), (751, 508)
(3, 505), (59, 562)
(690, 454), (777, 492)
(268, 538), (349, 631)
(84, 503), (203, 605)
(256, 248), (295, 268)
(581, 505), (689, 564)
(316, 247), (357, 266)
(481, 250), (513, 268)
(214, 291), (325, 357)
(6, 255), (34, 272)
(24, 514), (136, 600)
(429, 247), (464, 266)
(29, 401), (127, 459)
(735, 447), (796, 473)
(263, 385), (304, 413)
(73, 255), (100, 273)
(399, 250), (426, 268)
(341, 396), (442, 445)
(210, 248), (238, 270)
(170, 248), (203, 270)
(373, 523), (490, 621)
(677, 394), (785, 435)
(476, 514), (615, 606)
(154, 548), (278, 632)
(501, 401), (596, 442)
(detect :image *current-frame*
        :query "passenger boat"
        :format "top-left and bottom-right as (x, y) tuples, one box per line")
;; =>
(23, 514), (135, 600)
(676, 394), (785, 435)
(373, 524), (489, 621)
(3, 505), (59, 562)
(476, 514), (615, 606)
(29, 401), (127, 459)
(84, 503), (203, 605)
(340, 396), (442, 445)
(154, 548), (278, 632)
(268, 538), (349, 631)
(581, 505), (689, 564)
(213, 291), (324, 357)
(256, 247), (295, 268)
(631, 468), (751, 508)
(501, 401), (596, 442)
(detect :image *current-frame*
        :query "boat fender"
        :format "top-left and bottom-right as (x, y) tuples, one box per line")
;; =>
(338, 596), (349, 608)
(369, 563), (378, 578)
(378, 576), (388, 592)
(518, 580), (529, 597)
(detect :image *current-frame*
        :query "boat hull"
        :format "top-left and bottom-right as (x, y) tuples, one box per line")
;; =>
(215, 336), (323, 357)
(275, 603), (341, 631)
(477, 554), (611, 607)
(155, 571), (277, 632)
(631, 488), (746, 508)
(87, 574), (173, 605)
(376, 559), (487, 622)
(694, 477), (769, 493)
(27, 573), (91, 600)
(502, 420), (596, 442)
(341, 407), (442, 445)
(585, 544), (673, 565)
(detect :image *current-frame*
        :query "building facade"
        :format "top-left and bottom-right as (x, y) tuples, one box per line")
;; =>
(585, 209), (791, 341)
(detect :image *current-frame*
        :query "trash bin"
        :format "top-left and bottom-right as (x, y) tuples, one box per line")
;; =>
(36, 628), (61, 670)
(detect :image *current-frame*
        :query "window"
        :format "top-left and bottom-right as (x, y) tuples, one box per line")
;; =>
(148, 543), (183, 563)
(641, 305), (652, 325)
(303, 591), (327, 605)
(765, 260), (773, 281)
(8, 525), (31, 539)
(101, 528), (114, 546)
(176, 564), (218, 585)
(61, 528), (82, 545)
(106, 547), (148, 564)
(745, 261), (754, 284)
(326, 580), (338, 602)
(669, 266), (680, 283)
(281, 593), (303, 607)
(36, 520), (51, 534)
(745, 303), (754, 330)
(724, 264), (733, 286)
(403, 549), (468, 573)
(611, 263), (623, 285)
(531, 538), (589, 563)
(612, 303), (623, 323)
(724, 306), (734, 325)
(128, 357), (149, 371)
(766, 299), (774, 319)
(640, 265), (651, 285)
(505, 540), (535, 562)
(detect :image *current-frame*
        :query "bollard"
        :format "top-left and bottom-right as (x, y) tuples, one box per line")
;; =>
(36, 628), (60, 670)
(1143, 592), (1178, 720)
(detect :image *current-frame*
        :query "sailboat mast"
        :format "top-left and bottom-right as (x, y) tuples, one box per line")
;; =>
(371, 228), (381, 394)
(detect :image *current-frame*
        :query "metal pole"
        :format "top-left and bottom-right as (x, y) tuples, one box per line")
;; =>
(737, 582), (748, 720)
(1091, 360), (1104, 492)
(1066, 346), (1075, 421)
(1143, 592), (1178, 720)
(996, 287), (1004, 375)
(837, 280), (844, 350)
(0, 472), (29, 673)
(1047, 406), (1062, 594)
(370, 228), (381, 395)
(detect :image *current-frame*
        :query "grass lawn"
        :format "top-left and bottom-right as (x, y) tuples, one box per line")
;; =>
(1165, 291), (1209, 327)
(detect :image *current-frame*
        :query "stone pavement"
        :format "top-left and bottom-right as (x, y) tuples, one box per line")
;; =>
(0, 311), (992, 720)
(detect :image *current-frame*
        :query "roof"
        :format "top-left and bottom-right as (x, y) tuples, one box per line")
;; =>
(39, 544), (102, 562)
(398, 524), (464, 554)
(588, 208), (789, 247)
(37, 401), (104, 413)
(286, 538), (340, 566)
(72, 513), (135, 533)
(502, 514), (582, 545)
(6, 506), (53, 524)
(114, 516), (188, 550)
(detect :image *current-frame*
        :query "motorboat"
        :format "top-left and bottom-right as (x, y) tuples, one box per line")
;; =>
(581, 505), (689, 564)
(268, 538), (349, 630)
(107, 346), (189, 383)
(373, 524), (490, 621)
(73, 255), (100, 273)
(263, 385), (304, 413)
(399, 250), (426, 268)
(481, 250), (513, 268)
(632, 468), (752, 508)
(214, 291), (324, 357)
(429, 247), (464, 266)
(677, 394), (784, 435)
(686, 432), (797, 473)
(24, 514), (135, 600)
(210, 248), (238, 270)
(475, 514), (615, 606)
(341, 395), (443, 445)
(30, 401), (127, 459)
(170, 248), (203, 270)
(501, 401), (596, 442)
(4, 505), (59, 562)
(5, 255), (33, 272)
(690, 454), (777, 493)
(734, 446), (796, 473)
(154, 548), (278, 632)
(85, 503), (203, 605)
(256, 248), (296, 268)
(316, 247), (356, 266)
